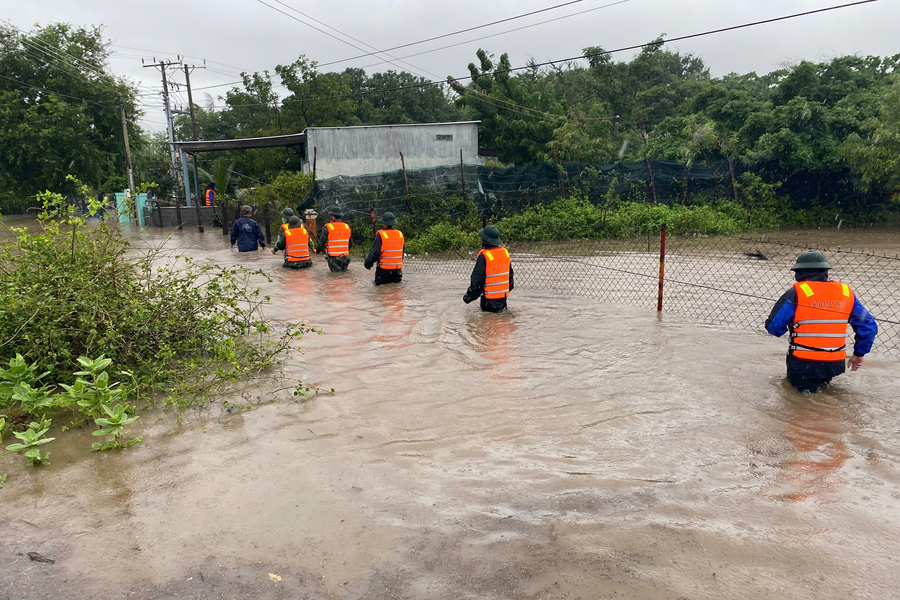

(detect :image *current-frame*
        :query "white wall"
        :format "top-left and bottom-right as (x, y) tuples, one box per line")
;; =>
(304, 123), (479, 178)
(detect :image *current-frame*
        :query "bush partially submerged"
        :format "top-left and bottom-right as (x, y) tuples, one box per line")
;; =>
(0, 186), (312, 402)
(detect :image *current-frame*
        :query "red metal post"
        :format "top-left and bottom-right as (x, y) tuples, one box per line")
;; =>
(657, 223), (667, 312)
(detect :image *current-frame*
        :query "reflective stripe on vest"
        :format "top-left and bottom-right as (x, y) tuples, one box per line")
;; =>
(480, 247), (511, 299)
(790, 280), (853, 362)
(377, 229), (404, 269)
(325, 222), (351, 256)
(284, 225), (310, 262)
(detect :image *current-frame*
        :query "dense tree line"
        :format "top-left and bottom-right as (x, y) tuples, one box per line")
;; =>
(0, 24), (140, 212)
(3, 21), (899, 221)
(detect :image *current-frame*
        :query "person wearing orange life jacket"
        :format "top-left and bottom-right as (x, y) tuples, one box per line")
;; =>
(205, 183), (216, 207)
(364, 212), (404, 286)
(315, 205), (352, 272)
(766, 251), (877, 393)
(276, 207), (294, 241)
(463, 225), (514, 313)
(271, 216), (312, 269)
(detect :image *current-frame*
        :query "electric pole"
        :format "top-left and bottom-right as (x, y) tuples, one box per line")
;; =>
(118, 95), (135, 195)
(143, 58), (183, 229)
(184, 64), (206, 233)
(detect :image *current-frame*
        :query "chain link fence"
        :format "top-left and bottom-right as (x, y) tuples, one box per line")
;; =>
(404, 231), (900, 357)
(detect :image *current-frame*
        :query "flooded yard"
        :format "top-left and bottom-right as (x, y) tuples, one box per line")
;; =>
(0, 224), (899, 599)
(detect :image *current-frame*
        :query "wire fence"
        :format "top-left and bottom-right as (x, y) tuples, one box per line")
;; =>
(217, 159), (900, 357)
(404, 230), (900, 358)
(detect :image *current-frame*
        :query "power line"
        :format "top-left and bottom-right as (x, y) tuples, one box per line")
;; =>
(0, 72), (111, 106)
(253, 0), (434, 80)
(317, 0), (592, 68)
(218, 0), (878, 110)
(109, 44), (247, 74)
(264, 0), (441, 79)
(358, 0), (629, 71)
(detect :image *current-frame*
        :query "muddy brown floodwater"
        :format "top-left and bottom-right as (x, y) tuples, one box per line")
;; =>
(1, 224), (900, 599)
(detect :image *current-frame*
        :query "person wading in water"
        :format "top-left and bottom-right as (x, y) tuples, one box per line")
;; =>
(364, 212), (404, 286)
(766, 250), (877, 393)
(463, 225), (514, 313)
(230, 205), (266, 252)
(316, 205), (352, 272)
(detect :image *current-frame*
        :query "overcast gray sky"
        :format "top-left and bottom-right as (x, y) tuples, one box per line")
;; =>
(4, 0), (898, 132)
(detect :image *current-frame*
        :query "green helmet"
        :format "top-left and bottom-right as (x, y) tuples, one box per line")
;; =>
(280, 207), (294, 221)
(379, 212), (398, 226)
(327, 205), (344, 217)
(791, 250), (831, 271)
(287, 216), (302, 226)
(478, 225), (502, 246)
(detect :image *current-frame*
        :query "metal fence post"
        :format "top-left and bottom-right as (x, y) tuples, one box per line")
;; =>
(657, 223), (667, 312)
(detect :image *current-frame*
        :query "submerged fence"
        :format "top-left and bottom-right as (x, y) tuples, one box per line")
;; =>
(404, 230), (900, 358)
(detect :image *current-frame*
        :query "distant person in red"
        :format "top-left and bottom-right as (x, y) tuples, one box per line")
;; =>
(205, 183), (216, 207)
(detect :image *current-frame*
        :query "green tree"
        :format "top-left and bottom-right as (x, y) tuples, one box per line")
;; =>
(0, 23), (140, 212)
(841, 76), (900, 212)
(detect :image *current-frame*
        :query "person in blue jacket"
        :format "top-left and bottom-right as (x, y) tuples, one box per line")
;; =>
(765, 251), (877, 393)
(230, 205), (266, 252)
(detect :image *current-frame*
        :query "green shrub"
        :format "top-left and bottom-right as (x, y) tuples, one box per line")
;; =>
(405, 223), (480, 254)
(0, 184), (311, 400)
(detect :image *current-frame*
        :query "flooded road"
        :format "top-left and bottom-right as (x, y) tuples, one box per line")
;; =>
(1, 225), (900, 599)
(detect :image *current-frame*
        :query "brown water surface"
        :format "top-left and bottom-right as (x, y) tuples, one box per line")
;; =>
(0, 223), (899, 599)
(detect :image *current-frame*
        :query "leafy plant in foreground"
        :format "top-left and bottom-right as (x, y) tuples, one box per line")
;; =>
(91, 404), (141, 451)
(6, 419), (55, 466)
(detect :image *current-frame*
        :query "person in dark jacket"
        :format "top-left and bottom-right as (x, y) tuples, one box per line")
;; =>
(463, 225), (514, 313)
(364, 212), (404, 286)
(315, 205), (352, 272)
(766, 250), (877, 393)
(230, 205), (266, 252)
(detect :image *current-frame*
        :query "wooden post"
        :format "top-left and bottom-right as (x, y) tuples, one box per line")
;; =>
(657, 223), (667, 312)
(221, 197), (230, 235)
(370, 204), (377, 238)
(174, 194), (183, 231)
(645, 154), (659, 204)
(263, 204), (272, 245)
(459, 149), (467, 202)
(400, 152), (413, 214)
(728, 157), (739, 203)
(554, 151), (566, 198)
(190, 153), (204, 233)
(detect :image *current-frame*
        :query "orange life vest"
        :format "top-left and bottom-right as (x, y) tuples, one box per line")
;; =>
(325, 222), (351, 256)
(377, 229), (404, 270)
(790, 280), (854, 362)
(284, 225), (310, 262)
(205, 189), (215, 206)
(479, 247), (511, 300)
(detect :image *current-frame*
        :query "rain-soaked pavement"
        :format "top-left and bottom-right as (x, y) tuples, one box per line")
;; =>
(1, 225), (899, 599)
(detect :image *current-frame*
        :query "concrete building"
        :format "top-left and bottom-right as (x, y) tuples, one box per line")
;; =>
(301, 121), (481, 178)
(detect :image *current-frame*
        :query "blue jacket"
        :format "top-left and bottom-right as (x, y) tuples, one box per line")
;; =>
(230, 216), (266, 252)
(765, 281), (878, 356)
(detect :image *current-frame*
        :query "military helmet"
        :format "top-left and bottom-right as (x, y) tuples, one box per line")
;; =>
(379, 211), (398, 226)
(791, 250), (831, 271)
(240, 204), (252, 215)
(327, 205), (345, 217)
(478, 225), (502, 246)
(280, 207), (294, 220)
(288, 215), (301, 226)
